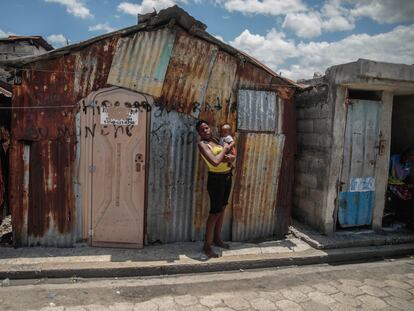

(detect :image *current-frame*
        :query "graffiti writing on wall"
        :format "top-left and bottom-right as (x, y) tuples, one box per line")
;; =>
(23, 124), (137, 140)
(22, 96), (237, 141)
(152, 97), (236, 118)
(80, 99), (152, 116)
(23, 126), (74, 140)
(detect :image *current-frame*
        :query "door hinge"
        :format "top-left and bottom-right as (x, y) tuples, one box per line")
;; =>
(375, 139), (386, 156)
(89, 165), (96, 173)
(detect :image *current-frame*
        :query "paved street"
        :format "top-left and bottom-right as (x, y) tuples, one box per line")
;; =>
(1, 258), (414, 310)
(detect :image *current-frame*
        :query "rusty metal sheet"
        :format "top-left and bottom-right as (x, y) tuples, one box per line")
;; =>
(235, 62), (273, 91)
(158, 30), (218, 116)
(147, 106), (198, 243)
(232, 132), (285, 241)
(10, 57), (78, 246)
(237, 90), (278, 132)
(107, 29), (175, 98)
(275, 95), (296, 238)
(9, 140), (25, 245)
(12, 58), (76, 141)
(199, 51), (238, 129)
(74, 36), (119, 101)
(27, 139), (76, 246)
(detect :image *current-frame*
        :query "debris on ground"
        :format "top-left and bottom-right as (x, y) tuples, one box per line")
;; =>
(0, 215), (12, 245)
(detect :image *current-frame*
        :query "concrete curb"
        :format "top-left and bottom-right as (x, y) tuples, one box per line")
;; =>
(290, 225), (414, 250)
(1, 243), (413, 280)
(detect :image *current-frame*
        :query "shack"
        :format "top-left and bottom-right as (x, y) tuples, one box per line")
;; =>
(2, 6), (298, 247)
(294, 59), (414, 235)
(0, 35), (52, 226)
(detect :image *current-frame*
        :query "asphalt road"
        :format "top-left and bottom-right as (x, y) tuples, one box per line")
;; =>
(1, 257), (414, 310)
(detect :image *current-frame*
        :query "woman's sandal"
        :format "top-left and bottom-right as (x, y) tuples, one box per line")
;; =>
(203, 246), (219, 258)
(213, 240), (230, 249)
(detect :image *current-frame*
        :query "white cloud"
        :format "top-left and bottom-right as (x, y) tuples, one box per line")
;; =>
(215, 0), (306, 16)
(349, 0), (414, 24)
(0, 29), (14, 39)
(230, 29), (298, 69)
(88, 23), (116, 33)
(230, 24), (414, 80)
(282, 0), (354, 38)
(47, 34), (69, 47)
(44, 0), (93, 19)
(283, 12), (322, 38)
(213, 34), (225, 42)
(321, 0), (355, 31)
(117, 0), (178, 15)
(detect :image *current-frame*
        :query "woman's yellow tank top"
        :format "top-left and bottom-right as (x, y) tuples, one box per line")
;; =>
(201, 143), (231, 173)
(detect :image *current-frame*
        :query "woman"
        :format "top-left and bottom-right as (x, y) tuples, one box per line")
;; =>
(196, 120), (235, 258)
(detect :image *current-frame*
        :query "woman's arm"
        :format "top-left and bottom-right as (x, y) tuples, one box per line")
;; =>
(198, 142), (230, 167)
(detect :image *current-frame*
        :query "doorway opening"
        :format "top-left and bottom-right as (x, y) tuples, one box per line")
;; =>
(0, 89), (11, 246)
(383, 94), (414, 230)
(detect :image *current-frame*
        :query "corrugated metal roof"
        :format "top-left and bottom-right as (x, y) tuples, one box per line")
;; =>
(146, 107), (198, 243)
(232, 132), (285, 241)
(0, 7), (300, 89)
(159, 30), (218, 116)
(237, 90), (278, 132)
(107, 29), (176, 98)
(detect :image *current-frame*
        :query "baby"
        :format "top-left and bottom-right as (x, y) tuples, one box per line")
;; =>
(219, 124), (236, 168)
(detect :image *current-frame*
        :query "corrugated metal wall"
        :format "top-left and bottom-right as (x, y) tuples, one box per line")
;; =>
(74, 35), (120, 101)
(232, 133), (285, 241)
(159, 31), (218, 117)
(10, 56), (78, 247)
(199, 51), (238, 128)
(107, 29), (176, 98)
(147, 106), (198, 243)
(238, 90), (278, 132)
(10, 23), (297, 246)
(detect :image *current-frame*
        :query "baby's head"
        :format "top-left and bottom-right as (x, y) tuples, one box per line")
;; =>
(220, 123), (232, 137)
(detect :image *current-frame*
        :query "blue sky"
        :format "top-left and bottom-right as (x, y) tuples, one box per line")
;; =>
(1, 0), (414, 79)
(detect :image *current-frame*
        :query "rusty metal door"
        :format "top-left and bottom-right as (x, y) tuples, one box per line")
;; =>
(338, 99), (383, 227)
(90, 88), (150, 248)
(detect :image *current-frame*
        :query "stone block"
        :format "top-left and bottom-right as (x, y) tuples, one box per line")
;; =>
(309, 189), (325, 204)
(319, 103), (331, 118)
(295, 158), (309, 174)
(303, 107), (321, 119)
(298, 198), (316, 214)
(297, 109), (305, 119)
(318, 135), (332, 149)
(298, 119), (314, 133)
(313, 118), (331, 133)
(302, 133), (320, 148)
(297, 173), (318, 189)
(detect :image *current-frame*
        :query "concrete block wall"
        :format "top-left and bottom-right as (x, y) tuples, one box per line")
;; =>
(293, 83), (333, 231)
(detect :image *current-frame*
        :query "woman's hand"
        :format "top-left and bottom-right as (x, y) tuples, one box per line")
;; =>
(224, 154), (236, 163)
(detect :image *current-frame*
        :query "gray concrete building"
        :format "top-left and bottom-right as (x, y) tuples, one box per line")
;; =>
(294, 59), (414, 235)
(0, 36), (53, 83)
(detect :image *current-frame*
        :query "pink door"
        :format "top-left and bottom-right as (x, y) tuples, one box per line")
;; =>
(90, 87), (149, 248)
